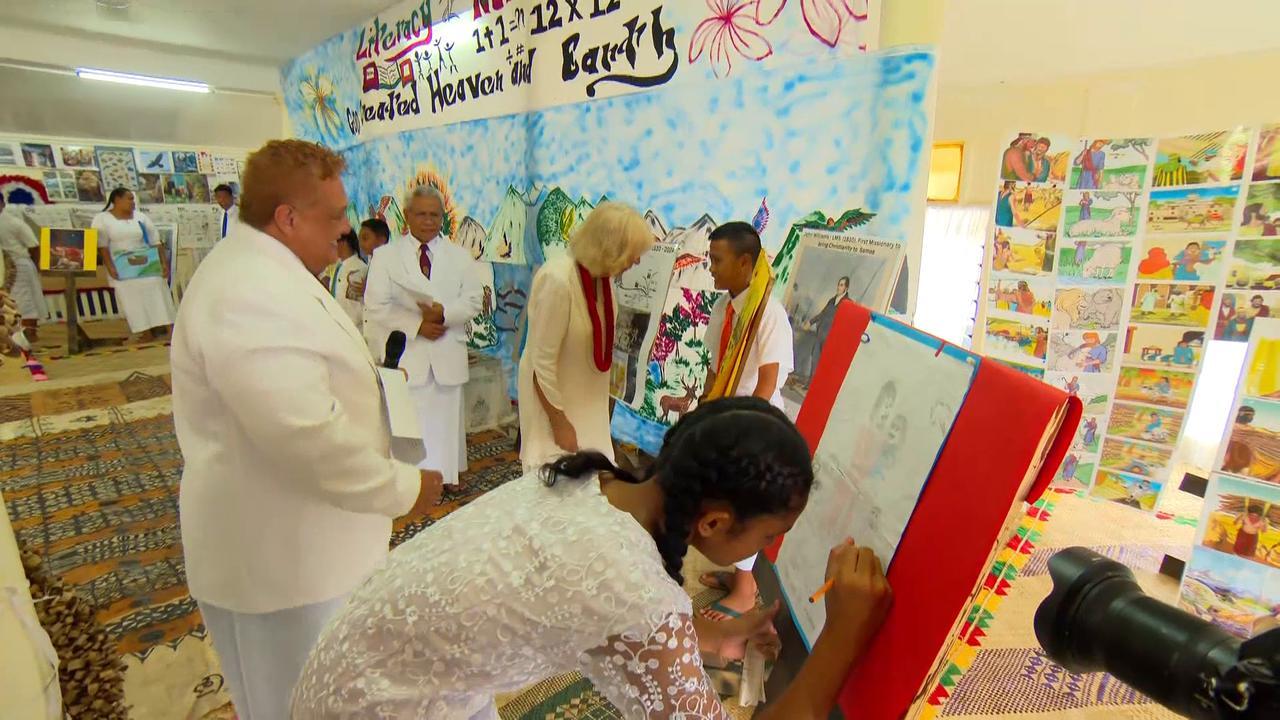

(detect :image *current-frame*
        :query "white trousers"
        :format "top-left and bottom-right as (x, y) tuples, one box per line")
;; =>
(198, 595), (349, 720)
(412, 371), (468, 485)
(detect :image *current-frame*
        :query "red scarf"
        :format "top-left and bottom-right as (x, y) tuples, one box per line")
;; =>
(578, 263), (614, 372)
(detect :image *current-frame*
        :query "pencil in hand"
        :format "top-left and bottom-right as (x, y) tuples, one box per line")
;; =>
(808, 579), (834, 604)
(809, 538), (856, 603)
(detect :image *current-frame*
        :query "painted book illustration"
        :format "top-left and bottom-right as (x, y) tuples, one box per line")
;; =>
(112, 246), (164, 281)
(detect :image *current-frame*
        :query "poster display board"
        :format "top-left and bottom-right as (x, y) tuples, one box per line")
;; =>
(1178, 317), (1280, 638)
(982, 128), (1280, 510)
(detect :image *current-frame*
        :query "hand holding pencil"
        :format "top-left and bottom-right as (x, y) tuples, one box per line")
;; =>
(813, 538), (893, 649)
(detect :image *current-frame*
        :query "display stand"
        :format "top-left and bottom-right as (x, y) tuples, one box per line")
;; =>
(47, 271), (97, 355)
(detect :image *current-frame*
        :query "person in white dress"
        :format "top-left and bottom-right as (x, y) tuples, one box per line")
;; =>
(292, 397), (891, 719)
(93, 188), (176, 342)
(327, 231), (367, 326)
(518, 202), (653, 470)
(699, 221), (795, 619)
(172, 140), (444, 720)
(364, 186), (485, 485)
(0, 196), (47, 341)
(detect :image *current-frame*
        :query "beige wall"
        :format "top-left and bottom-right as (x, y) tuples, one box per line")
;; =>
(938, 47), (1280, 206)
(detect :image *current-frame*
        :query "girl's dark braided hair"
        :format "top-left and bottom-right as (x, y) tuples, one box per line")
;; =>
(541, 396), (814, 583)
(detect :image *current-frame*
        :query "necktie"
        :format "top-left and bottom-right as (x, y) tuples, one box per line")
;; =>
(221, 211), (229, 238)
(717, 303), (735, 364)
(418, 243), (432, 279)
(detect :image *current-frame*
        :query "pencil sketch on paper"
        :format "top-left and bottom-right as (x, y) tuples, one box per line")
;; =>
(774, 319), (974, 645)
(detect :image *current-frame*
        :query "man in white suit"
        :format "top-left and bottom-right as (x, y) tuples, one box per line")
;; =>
(365, 185), (484, 485)
(170, 140), (443, 720)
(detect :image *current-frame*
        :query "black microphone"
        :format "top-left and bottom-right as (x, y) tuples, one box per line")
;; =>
(383, 331), (407, 369)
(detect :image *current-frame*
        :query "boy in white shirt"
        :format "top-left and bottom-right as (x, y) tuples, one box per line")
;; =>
(699, 221), (795, 618)
(328, 231), (368, 325)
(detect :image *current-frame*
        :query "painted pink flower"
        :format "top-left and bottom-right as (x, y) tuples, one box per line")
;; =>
(688, 0), (774, 78)
(755, 0), (870, 48)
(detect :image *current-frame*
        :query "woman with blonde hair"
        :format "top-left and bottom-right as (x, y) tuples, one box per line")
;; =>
(518, 201), (653, 469)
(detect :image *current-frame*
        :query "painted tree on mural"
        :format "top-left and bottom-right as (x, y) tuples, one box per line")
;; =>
(639, 288), (716, 422)
(535, 188), (576, 259)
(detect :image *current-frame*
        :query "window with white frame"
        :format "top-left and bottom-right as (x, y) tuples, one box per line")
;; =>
(914, 205), (988, 348)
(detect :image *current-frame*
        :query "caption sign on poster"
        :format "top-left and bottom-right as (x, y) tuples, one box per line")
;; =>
(348, 0), (678, 139)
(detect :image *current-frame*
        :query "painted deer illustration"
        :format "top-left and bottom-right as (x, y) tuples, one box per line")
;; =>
(658, 379), (699, 422)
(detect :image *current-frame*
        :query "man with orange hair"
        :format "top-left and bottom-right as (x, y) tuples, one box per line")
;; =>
(170, 140), (443, 720)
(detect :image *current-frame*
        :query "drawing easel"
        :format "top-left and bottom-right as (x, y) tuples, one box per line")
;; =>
(760, 300), (1080, 719)
(42, 270), (98, 355)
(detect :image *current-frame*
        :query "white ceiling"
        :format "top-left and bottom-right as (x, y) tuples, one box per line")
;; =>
(939, 0), (1280, 87)
(1, 0), (1279, 94)
(0, 0), (392, 67)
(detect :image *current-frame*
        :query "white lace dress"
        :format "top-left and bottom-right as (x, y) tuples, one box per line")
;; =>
(291, 472), (730, 720)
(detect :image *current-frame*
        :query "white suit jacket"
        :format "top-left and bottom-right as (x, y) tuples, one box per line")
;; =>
(363, 232), (484, 387)
(170, 224), (421, 614)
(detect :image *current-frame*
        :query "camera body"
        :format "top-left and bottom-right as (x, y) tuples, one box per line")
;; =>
(1034, 547), (1279, 719)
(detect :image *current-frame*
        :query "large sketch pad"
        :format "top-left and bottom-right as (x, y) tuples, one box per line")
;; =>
(775, 318), (975, 647)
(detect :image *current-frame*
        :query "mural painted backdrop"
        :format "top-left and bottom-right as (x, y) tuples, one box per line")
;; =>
(283, 0), (881, 147)
(282, 0), (935, 452)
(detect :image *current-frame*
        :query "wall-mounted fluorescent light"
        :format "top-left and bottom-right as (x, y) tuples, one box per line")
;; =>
(75, 67), (211, 93)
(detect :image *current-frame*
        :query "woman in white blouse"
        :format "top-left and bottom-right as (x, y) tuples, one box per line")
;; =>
(292, 397), (892, 719)
(518, 202), (652, 469)
(94, 188), (175, 342)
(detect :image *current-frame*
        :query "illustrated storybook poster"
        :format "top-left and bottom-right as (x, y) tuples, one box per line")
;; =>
(38, 227), (98, 272)
(982, 126), (1280, 513)
(1179, 318), (1280, 639)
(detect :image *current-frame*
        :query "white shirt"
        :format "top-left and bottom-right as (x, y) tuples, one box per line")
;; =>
(0, 208), (37, 258)
(171, 223), (420, 614)
(704, 291), (794, 409)
(292, 472), (727, 719)
(329, 254), (368, 325)
(219, 204), (238, 239)
(363, 231), (485, 387)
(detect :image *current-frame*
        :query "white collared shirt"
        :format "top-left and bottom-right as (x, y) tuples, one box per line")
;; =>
(413, 232), (440, 262)
(704, 290), (794, 410)
(219, 204), (238, 239)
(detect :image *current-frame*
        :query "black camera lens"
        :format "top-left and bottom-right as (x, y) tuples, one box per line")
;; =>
(1035, 547), (1242, 719)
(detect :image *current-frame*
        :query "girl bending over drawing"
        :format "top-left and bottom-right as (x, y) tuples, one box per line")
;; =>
(292, 398), (892, 719)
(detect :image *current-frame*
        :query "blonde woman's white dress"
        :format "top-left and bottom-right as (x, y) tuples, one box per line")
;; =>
(517, 254), (616, 470)
(92, 212), (176, 333)
(291, 470), (729, 720)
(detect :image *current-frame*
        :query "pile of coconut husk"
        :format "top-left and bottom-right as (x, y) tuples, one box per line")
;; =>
(21, 551), (128, 719)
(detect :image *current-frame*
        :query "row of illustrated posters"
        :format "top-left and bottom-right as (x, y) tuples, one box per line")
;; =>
(983, 126), (1280, 516)
(0, 141), (243, 205)
(1179, 319), (1280, 638)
